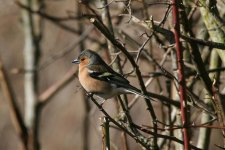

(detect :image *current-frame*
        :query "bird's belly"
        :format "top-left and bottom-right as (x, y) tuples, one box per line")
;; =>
(80, 77), (110, 93)
(78, 71), (112, 97)
(80, 79), (116, 99)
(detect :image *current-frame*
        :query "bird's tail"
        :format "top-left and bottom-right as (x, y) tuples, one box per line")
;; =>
(124, 85), (155, 101)
(124, 86), (183, 106)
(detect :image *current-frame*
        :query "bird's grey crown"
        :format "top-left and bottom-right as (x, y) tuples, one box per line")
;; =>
(79, 49), (105, 65)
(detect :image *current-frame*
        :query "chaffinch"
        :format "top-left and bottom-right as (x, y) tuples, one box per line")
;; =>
(72, 49), (151, 100)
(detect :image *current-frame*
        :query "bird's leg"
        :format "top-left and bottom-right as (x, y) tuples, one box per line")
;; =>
(86, 93), (106, 106)
(86, 92), (93, 98)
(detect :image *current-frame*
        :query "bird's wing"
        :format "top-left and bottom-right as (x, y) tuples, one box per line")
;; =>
(87, 64), (130, 87)
(88, 64), (154, 100)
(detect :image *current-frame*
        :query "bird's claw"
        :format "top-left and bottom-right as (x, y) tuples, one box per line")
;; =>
(86, 92), (93, 98)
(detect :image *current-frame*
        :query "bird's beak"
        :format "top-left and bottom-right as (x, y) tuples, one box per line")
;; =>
(72, 59), (79, 64)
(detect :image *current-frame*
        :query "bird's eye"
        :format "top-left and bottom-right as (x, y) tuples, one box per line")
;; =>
(81, 58), (85, 61)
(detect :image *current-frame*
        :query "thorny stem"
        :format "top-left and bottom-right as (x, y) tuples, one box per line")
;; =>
(100, 0), (130, 147)
(172, 0), (190, 149)
(90, 17), (159, 149)
(101, 117), (110, 150)
(88, 95), (151, 148)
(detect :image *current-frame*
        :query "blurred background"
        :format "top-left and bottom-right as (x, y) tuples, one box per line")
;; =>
(0, 0), (225, 150)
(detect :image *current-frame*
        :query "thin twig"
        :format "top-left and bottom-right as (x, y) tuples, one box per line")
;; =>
(181, 35), (225, 50)
(38, 67), (78, 104)
(88, 95), (151, 148)
(0, 61), (28, 150)
(132, 124), (201, 150)
(38, 26), (94, 71)
(101, 117), (110, 150)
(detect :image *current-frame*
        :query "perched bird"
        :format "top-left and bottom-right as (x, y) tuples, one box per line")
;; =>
(72, 49), (151, 100)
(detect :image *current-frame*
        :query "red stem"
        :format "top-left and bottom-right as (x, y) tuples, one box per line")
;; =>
(172, 0), (190, 149)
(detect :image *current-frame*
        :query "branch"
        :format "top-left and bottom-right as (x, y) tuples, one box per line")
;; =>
(0, 61), (28, 150)
(172, 0), (190, 149)
(132, 124), (202, 150)
(181, 35), (225, 50)
(38, 67), (77, 105)
(89, 95), (151, 148)
(89, 17), (159, 148)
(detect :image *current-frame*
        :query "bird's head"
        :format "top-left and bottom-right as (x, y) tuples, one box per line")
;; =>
(72, 49), (103, 66)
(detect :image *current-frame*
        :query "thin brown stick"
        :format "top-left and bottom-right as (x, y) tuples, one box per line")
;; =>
(38, 67), (78, 104)
(132, 123), (201, 150)
(181, 35), (225, 50)
(88, 95), (151, 148)
(121, 132), (129, 150)
(101, 117), (110, 150)
(77, 5), (91, 150)
(0, 61), (28, 150)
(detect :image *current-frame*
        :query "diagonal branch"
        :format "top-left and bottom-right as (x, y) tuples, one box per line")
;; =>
(38, 67), (78, 105)
(0, 61), (28, 150)
(90, 17), (159, 148)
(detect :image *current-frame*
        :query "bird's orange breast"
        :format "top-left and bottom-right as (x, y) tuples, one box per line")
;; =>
(78, 65), (111, 93)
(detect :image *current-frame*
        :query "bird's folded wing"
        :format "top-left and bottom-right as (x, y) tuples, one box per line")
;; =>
(88, 65), (155, 100)
(87, 65), (130, 87)
(89, 71), (130, 86)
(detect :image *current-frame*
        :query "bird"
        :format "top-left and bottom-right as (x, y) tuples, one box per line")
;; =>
(72, 49), (152, 100)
